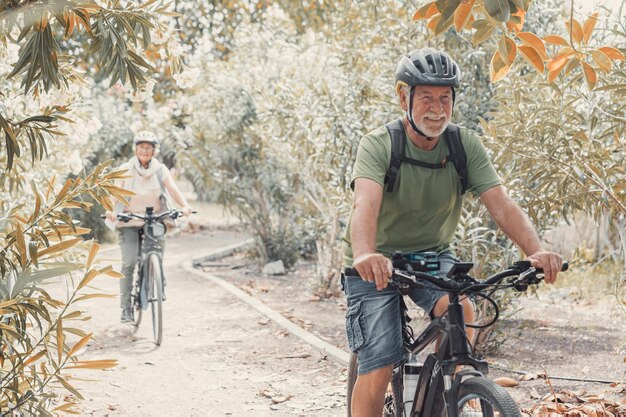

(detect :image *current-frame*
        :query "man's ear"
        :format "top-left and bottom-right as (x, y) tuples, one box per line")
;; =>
(398, 89), (408, 112)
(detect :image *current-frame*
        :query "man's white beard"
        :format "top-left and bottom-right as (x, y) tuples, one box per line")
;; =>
(416, 112), (450, 138)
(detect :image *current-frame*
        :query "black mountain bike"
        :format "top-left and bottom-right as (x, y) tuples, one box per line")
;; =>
(346, 253), (568, 417)
(107, 207), (191, 345)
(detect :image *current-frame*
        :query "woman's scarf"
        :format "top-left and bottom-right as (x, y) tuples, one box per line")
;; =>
(113, 156), (163, 216)
(128, 155), (162, 180)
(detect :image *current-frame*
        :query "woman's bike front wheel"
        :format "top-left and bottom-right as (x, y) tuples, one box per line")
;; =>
(147, 253), (164, 346)
(446, 376), (522, 417)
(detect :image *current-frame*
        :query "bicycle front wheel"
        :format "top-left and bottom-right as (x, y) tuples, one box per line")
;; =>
(448, 377), (521, 417)
(346, 352), (403, 417)
(147, 254), (163, 346)
(132, 292), (142, 329)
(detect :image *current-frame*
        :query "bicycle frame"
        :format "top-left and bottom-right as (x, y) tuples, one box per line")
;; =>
(346, 258), (567, 417)
(403, 291), (489, 417)
(133, 210), (166, 310)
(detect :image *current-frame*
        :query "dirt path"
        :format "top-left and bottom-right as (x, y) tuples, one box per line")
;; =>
(72, 229), (346, 416)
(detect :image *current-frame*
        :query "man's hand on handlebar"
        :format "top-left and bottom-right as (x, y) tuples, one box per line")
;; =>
(527, 251), (563, 284)
(181, 206), (193, 217)
(352, 253), (393, 291)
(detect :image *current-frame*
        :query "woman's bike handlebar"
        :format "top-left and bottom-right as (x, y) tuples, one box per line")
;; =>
(100, 209), (197, 223)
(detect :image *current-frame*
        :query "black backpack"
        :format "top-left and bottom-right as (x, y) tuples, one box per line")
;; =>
(383, 118), (468, 195)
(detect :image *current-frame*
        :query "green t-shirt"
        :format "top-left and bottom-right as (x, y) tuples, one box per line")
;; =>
(342, 124), (502, 266)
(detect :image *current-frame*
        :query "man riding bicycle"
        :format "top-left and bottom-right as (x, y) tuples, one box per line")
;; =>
(342, 48), (563, 417)
(105, 131), (193, 323)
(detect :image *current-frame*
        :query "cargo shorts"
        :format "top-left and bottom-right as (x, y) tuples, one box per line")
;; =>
(342, 251), (458, 375)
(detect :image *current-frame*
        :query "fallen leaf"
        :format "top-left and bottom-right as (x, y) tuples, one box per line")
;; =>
(271, 395), (292, 404)
(494, 377), (518, 387)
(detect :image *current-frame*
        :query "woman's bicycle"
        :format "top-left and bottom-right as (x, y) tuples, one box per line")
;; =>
(346, 253), (568, 417)
(105, 207), (190, 345)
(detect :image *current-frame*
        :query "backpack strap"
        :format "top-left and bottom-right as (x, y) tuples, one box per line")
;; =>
(383, 120), (469, 194)
(444, 123), (469, 195)
(384, 118), (405, 192)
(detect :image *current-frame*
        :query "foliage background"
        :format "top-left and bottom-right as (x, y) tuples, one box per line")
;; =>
(1, 0), (624, 412)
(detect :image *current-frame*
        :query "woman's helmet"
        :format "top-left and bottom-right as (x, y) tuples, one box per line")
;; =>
(133, 130), (160, 147)
(395, 48), (461, 138)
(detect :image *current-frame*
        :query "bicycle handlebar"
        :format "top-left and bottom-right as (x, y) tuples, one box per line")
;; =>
(347, 260), (569, 295)
(396, 261), (567, 293)
(100, 209), (198, 223)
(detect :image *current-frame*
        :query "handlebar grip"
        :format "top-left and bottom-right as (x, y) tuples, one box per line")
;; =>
(535, 261), (569, 274)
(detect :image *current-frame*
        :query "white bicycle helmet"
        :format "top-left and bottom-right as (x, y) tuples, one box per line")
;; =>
(133, 130), (160, 146)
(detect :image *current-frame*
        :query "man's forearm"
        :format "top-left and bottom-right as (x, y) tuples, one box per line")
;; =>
(350, 202), (379, 259)
(500, 210), (542, 255)
(492, 198), (543, 256)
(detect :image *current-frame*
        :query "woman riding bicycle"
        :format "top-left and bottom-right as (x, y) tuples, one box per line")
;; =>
(105, 131), (193, 323)
(343, 48), (563, 417)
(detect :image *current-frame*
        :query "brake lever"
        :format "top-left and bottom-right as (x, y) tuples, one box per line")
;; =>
(513, 268), (541, 292)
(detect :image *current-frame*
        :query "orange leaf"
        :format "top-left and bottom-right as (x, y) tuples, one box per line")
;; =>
(581, 61), (597, 90)
(598, 46), (624, 61)
(454, 0), (474, 32)
(77, 269), (99, 291)
(547, 52), (572, 82)
(517, 31), (547, 59)
(547, 51), (573, 72)
(87, 242), (99, 268)
(547, 68), (562, 83)
(490, 51), (510, 82)
(582, 12), (598, 44)
(427, 14), (442, 32)
(66, 359), (118, 370)
(518, 45), (545, 73)
(494, 377), (519, 387)
(413, 2), (439, 20)
(565, 18), (584, 44)
(67, 333), (92, 357)
(57, 318), (63, 364)
(543, 35), (569, 46)
(23, 350), (47, 367)
(591, 49), (612, 71)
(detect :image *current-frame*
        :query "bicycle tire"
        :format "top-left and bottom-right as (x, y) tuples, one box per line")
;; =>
(346, 352), (403, 417)
(132, 294), (142, 329)
(147, 254), (163, 346)
(445, 376), (521, 417)
(132, 273), (143, 329)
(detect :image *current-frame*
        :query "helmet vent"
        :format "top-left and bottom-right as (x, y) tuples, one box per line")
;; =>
(425, 55), (436, 73)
